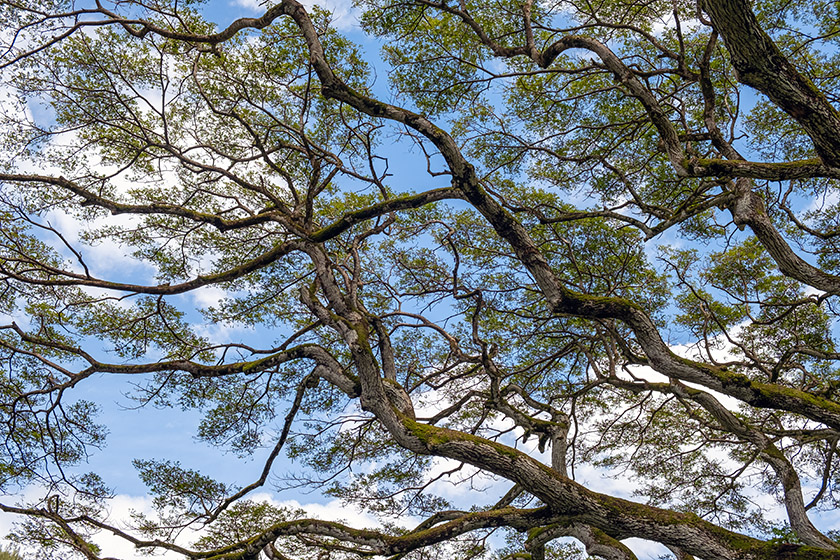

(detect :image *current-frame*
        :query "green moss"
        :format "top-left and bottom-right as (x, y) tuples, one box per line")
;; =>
(589, 527), (613, 544)
(754, 543), (840, 559)
(403, 506), (521, 542)
(240, 354), (274, 373)
(753, 381), (827, 407)
(695, 366), (840, 419)
(526, 525), (551, 541)
(759, 444), (786, 461)
(405, 419), (520, 459)
(705, 523), (764, 553)
(568, 291), (645, 314)
(693, 520), (840, 559)
(690, 158), (825, 176)
(598, 494), (696, 526)
(714, 368), (753, 387)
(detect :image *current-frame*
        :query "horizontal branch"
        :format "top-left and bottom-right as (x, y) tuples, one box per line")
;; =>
(203, 506), (558, 559)
(686, 158), (840, 180)
(0, 173), (284, 231)
(0, 238), (304, 295)
(4, 323), (361, 398)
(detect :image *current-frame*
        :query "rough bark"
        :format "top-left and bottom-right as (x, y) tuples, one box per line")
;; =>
(4, 1), (840, 558)
(728, 184), (840, 294)
(702, 0), (840, 167)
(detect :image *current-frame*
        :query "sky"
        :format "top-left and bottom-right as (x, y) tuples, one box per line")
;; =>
(0, 0), (367, 555)
(1, 0), (838, 559)
(0, 1), (462, 557)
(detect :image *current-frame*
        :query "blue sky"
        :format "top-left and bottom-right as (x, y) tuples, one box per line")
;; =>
(2, 1), (839, 559)
(0, 2), (469, 555)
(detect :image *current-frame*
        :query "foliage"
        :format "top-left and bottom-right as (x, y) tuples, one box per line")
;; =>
(0, 546), (26, 560)
(1, 0), (840, 559)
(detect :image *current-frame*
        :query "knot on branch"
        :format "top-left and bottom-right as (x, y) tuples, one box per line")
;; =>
(383, 378), (415, 420)
(730, 189), (765, 231)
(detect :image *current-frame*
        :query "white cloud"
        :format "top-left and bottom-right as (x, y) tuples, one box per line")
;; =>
(251, 493), (384, 527)
(191, 315), (256, 346)
(622, 538), (672, 559)
(0, 492), (179, 560)
(649, 12), (703, 37)
(231, 0), (360, 30)
(0, 491), (392, 559)
(424, 456), (502, 502)
(94, 495), (185, 559)
(806, 187), (840, 213)
(231, 0), (269, 12)
(42, 209), (157, 281)
(190, 285), (229, 310)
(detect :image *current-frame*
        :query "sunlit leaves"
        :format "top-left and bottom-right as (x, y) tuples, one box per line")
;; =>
(134, 458), (228, 517)
(2, 0), (840, 556)
(192, 500), (304, 550)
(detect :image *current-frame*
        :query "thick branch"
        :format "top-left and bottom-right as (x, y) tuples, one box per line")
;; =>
(278, 0), (840, 432)
(729, 186), (840, 293)
(701, 0), (840, 167)
(392, 418), (840, 560)
(686, 158), (840, 181)
(206, 507), (559, 559)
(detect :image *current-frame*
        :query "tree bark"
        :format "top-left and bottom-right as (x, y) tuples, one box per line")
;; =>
(702, 0), (840, 167)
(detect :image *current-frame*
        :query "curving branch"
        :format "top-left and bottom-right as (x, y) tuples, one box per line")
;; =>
(491, 386), (638, 559)
(728, 182), (840, 294)
(612, 375), (837, 548)
(377, 415), (840, 560)
(5, 2), (840, 558)
(206, 506), (562, 559)
(0, 236), (305, 295)
(275, 0), (840, 434)
(2, 323), (360, 397)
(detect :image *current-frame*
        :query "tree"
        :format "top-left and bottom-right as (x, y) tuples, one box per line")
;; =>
(1, 0), (840, 557)
(0, 545), (26, 560)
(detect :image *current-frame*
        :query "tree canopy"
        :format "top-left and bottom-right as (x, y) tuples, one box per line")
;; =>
(2, 0), (840, 558)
